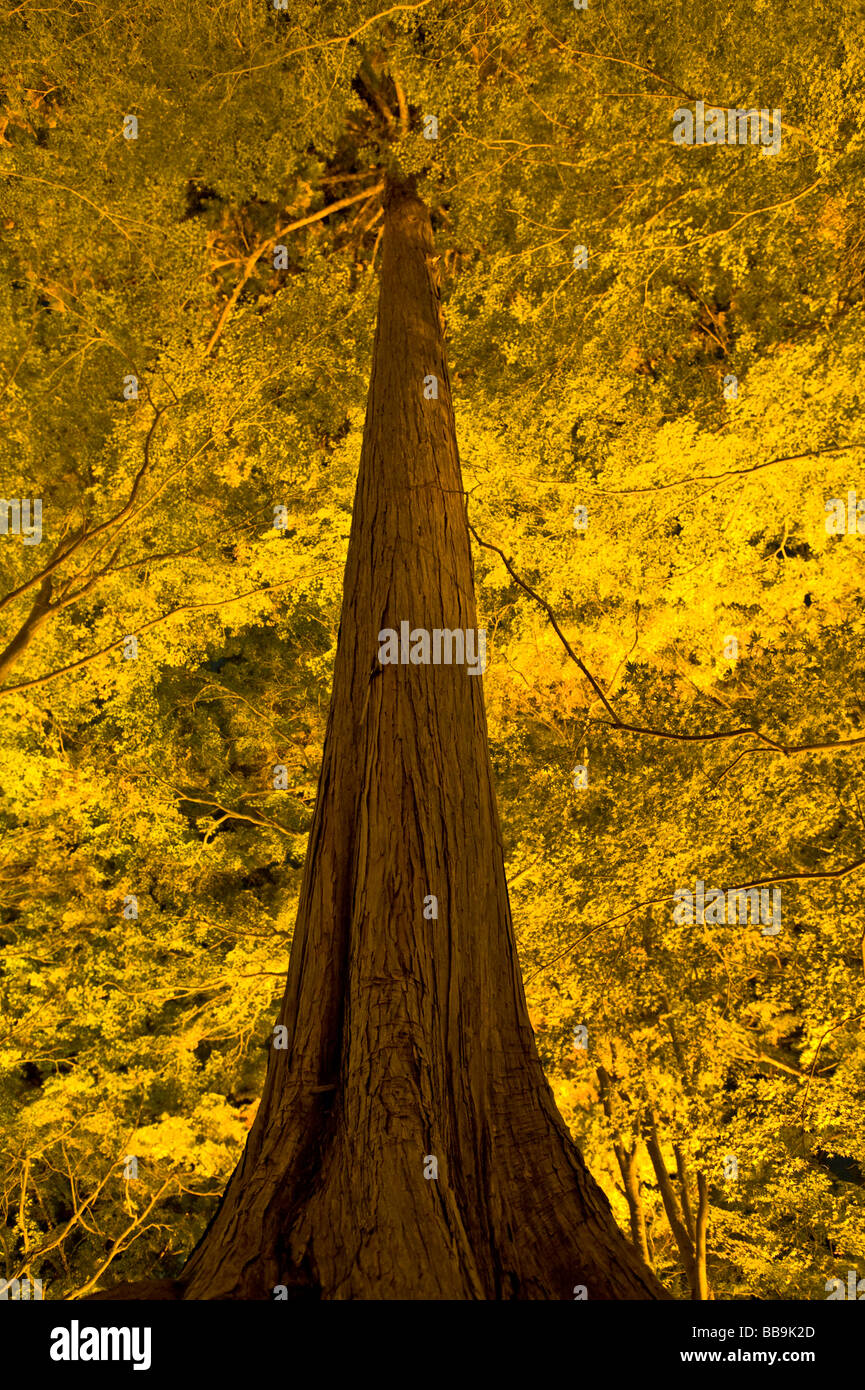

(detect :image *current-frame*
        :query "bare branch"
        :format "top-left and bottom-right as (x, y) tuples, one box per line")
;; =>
(0, 569), (337, 699)
(469, 521), (865, 760)
(204, 184), (384, 356)
(524, 853), (865, 984)
(595, 441), (865, 497)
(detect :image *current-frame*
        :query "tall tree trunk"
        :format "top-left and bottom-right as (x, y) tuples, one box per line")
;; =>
(169, 175), (669, 1300)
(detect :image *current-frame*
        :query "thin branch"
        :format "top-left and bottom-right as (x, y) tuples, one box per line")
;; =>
(468, 521), (619, 721)
(468, 520), (782, 750)
(392, 72), (409, 131)
(797, 1009), (865, 1132)
(469, 520), (865, 759)
(524, 853), (865, 984)
(70, 1177), (177, 1300)
(595, 441), (865, 496)
(0, 402), (174, 615)
(171, 793), (298, 839)
(203, 2), (432, 87)
(0, 571), (336, 699)
(204, 184), (384, 355)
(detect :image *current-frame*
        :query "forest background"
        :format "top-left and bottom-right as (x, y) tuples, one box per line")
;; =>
(1, 0), (864, 1300)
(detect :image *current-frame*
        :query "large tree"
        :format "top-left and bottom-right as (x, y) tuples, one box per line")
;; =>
(94, 174), (666, 1300)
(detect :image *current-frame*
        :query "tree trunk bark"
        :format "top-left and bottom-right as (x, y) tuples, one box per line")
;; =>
(168, 174), (670, 1301)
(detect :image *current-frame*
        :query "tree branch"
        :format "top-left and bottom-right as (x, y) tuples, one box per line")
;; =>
(0, 572), (333, 699)
(0, 402), (173, 615)
(204, 183), (384, 356)
(595, 441), (864, 496)
(524, 853), (865, 984)
(468, 520), (865, 759)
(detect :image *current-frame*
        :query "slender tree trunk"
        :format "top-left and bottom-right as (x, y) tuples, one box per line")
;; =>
(106, 175), (668, 1301)
(674, 1143), (696, 1244)
(695, 1172), (711, 1301)
(624, 1146), (651, 1267)
(645, 1110), (699, 1298)
(597, 1065), (651, 1266)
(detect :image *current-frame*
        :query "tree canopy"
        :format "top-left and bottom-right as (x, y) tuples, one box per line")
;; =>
(1, 0), (864, 1300)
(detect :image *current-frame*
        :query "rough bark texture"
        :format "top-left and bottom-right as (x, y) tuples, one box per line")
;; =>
(162, 175), (669, 1300)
